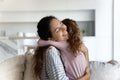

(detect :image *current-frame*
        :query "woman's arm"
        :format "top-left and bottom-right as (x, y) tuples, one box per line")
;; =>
(38, 39), (68, 49)
(45, 46), (69, 80)
(37, 39), (51, 46)
(77, 67), (90, 80)
(77, 44), (90, 80)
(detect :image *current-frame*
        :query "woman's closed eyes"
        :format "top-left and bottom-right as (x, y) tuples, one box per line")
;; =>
(55, 23), (67, 33)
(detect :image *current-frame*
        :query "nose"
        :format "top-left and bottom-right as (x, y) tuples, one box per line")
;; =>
(64, 31), (68, 35)
(63, 31), (68, 36)
(61, 25), (66, 30)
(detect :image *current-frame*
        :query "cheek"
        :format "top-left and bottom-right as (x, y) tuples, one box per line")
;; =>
(55, 33), (62, 38)
(51, 32), (60, 40)
(55, 32), (63, 40)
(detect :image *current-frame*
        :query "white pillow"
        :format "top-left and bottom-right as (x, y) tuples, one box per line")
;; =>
(0, 55), (25, 80)
(24, 52), (37, 80)
(90, 61), (120, 80)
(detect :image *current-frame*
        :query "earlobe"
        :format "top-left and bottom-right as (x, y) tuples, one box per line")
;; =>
(49, 38), (56, 41)
(48, 37), (52, 40)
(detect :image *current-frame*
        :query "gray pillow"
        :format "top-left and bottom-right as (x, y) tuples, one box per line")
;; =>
(90, 61), (120, 80)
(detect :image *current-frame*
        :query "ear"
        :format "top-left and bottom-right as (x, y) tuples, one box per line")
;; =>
(48, 37), (52, 40)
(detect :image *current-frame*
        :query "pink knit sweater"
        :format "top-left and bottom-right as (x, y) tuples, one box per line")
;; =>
(38, 40), (87, 80)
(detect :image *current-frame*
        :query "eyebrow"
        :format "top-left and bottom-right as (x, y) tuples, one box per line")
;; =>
(54, 27), (60, 32)
(54, 21), (61, 32)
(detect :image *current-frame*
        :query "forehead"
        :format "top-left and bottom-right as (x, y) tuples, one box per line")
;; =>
(50, 19), (60, 27)
(50, 19), (60, 30)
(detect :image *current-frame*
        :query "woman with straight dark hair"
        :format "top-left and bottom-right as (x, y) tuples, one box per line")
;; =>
(33, 16), (90, 80)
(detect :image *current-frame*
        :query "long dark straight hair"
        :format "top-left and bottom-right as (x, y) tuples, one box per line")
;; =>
(32, 16), (57, 78)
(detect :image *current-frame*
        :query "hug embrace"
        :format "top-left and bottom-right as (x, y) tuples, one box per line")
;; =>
(32, 16), (90, 80)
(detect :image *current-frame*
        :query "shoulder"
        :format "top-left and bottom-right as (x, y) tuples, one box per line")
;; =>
(46, 46), (61, 56)
(81, 44), (88, 56)
(47, 46), (59, 52)
(80, 43), (89, 63)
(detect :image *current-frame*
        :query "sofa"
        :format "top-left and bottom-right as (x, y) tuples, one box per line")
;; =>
(0, 52), (120, 80)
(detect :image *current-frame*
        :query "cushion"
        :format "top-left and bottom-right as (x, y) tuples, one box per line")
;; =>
(24, 52), (37, 80)
(0, 40), (18, 62)
(0, 55), (25, 80)
(90, 61), (120, 80)
(107, 59), (119, 65)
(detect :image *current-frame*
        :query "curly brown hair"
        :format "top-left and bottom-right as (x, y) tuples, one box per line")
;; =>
(62, 19), (83, 57)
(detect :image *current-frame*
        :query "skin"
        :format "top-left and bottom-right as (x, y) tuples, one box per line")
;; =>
(78, 44), (90, 80)
(49, 19), (68, 41)
(49, 18), (90, 80)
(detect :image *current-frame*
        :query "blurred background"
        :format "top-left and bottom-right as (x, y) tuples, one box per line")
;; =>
(0, 0), (120, 62)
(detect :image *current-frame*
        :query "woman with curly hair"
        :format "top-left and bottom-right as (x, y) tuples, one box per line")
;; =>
(37, 18), (90, 80)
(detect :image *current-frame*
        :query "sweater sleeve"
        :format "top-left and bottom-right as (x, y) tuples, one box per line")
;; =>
(45, 46), (69, 80)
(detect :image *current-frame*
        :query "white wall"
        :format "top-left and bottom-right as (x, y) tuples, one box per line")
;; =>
(114, 0), (120, 61)
(0, 0), (113, 61)
(0, 0), (96, 11)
